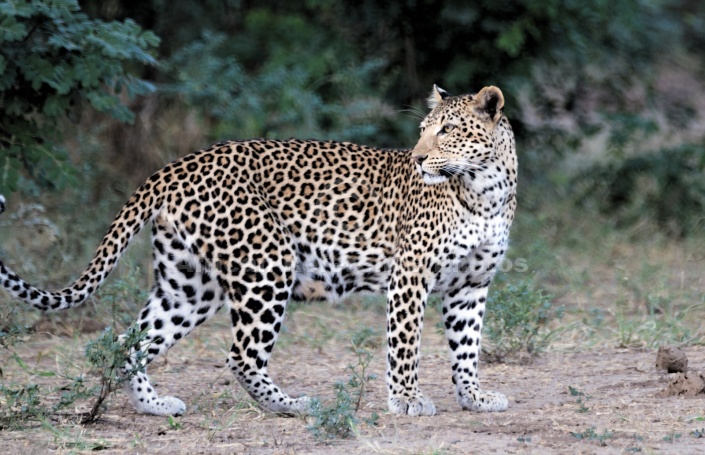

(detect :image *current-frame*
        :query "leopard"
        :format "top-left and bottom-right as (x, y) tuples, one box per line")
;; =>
(0, 85), (517, 417)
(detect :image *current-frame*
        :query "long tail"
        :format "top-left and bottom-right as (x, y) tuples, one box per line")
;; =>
(0, 174), (164, 312)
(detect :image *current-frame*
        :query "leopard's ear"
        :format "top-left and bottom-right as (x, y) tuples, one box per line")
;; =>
(474, 86), (504, 123)
(427, 84), (451, 109)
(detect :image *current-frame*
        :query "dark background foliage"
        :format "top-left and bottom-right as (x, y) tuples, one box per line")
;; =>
(2, 0), (705, 233)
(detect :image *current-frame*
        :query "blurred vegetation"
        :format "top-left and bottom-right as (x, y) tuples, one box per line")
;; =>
(575, 143), (705, 237)
(0, 0), (701, 235)
(0, 0), (159, 193)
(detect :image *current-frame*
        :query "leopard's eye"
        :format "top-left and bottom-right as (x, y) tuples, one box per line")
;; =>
(440, 124), (455, 134)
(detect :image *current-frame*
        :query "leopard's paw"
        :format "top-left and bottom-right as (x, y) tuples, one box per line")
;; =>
(388, 392), (436, 416)
(134, 395), (186, 416)
(288, 395), (313, 415)
(458, 389), (508, 412)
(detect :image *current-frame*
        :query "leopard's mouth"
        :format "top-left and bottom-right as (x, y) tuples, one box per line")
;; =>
(421, 172), (448, 185)
(416, 158), (478, 185)
(415, 159), (457, 185)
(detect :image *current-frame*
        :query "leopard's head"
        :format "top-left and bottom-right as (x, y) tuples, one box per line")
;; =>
(411, 85), (505, 185)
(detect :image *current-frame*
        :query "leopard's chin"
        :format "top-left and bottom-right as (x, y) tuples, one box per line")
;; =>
(422, 173), (448, 185)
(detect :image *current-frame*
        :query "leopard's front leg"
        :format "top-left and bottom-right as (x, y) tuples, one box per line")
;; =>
(385, 259), (436, 416)
(442, 282), (508, 412)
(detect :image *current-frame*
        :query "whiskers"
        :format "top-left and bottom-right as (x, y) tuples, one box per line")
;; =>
(398, 106), (427, 121)
(440, 159), (487, 177)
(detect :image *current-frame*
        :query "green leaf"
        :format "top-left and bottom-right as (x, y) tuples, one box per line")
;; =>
(0, 15), (26, 42)
(42, 95), (69, 116)
(496, 21), (526, 57)
(0, 153), (22, 193)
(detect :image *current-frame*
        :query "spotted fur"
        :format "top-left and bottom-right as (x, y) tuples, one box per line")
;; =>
(0, 85), (516, 416)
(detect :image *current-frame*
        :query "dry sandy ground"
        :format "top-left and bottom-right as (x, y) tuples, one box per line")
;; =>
(2, 313), (705, 455)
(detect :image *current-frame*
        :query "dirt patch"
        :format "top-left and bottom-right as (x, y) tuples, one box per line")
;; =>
(2, 307), (705, 454)
(31, 317), (107, 336)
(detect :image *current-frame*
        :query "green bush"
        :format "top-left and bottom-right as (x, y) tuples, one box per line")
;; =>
(0, 383), (45, 428)
(307, 344), (378, 440)
(0, 0), (159, 193)
(162, 11), (400, 145)
(484, 279), (562, 362)
(0, 323), (148, 427)
(83, 325), (149, 422)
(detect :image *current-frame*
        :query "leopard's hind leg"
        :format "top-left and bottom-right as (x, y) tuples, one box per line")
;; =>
(223, 208), (308, 414)
(224, 271), (307, 413)
(121, 221), (225, 415)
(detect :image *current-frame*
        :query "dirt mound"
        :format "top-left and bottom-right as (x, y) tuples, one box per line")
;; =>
(655, 345), (688, 373)
(657, 370), (705, 397)
(655, 345), (704, 397)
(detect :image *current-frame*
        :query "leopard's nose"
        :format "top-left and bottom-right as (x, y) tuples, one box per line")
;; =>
(414, 155), (427, 165)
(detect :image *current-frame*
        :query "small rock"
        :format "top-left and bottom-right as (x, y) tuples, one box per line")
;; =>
(655, 345), (688, 373)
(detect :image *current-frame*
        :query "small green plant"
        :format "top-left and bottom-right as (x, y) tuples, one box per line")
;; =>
(568, 386), (591, 413)
(83, 324), (149, 423)
(53, 376), (95, 413)
(307, 343), (378, 440)
(345, 343), (378, 414)
(0, 343), (94, 428)
(0, 383), (46, 428)
(0, 304), (30, 385)
(570, 426), (596, 440)
(663, 432), (682, 443)
(307, 383), (358, 440)
(0, 323), (29, 350)
(517, 436), (532, 443)
(626, 432), (644, 451)
(130, 433), (144, 450)
(570, 426), (613, 446)
(166, 415), (183, 430)
(597, 431), (613, 446)
(483, 279), (563, 362)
